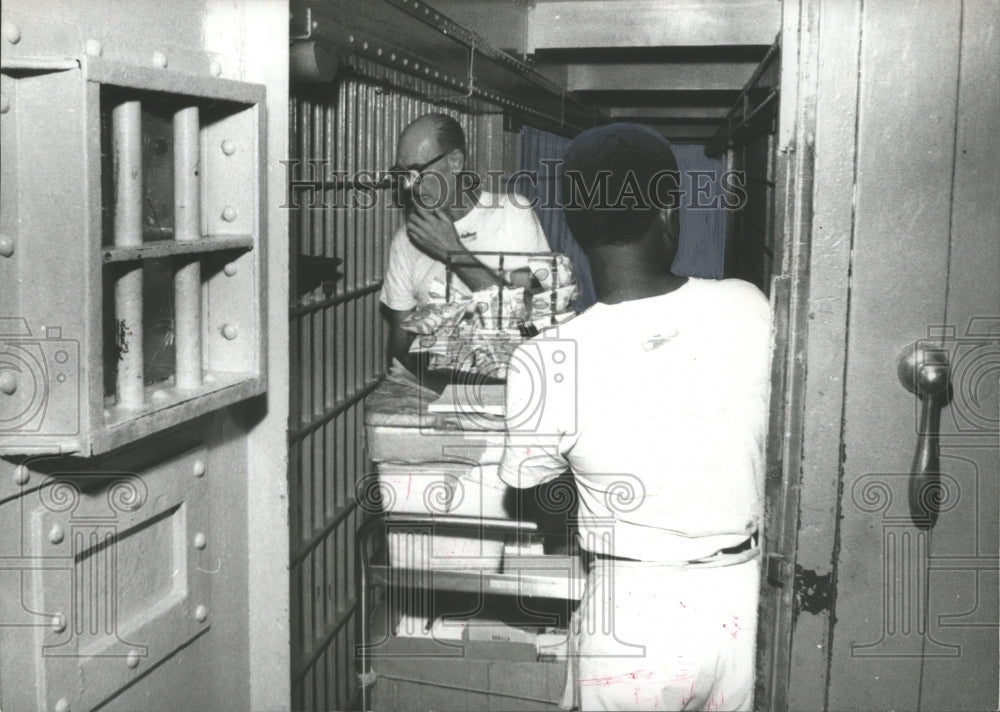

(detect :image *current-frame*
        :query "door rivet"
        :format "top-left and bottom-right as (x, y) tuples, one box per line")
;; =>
(194, 604), (208, 622)
(85, 39), (102, 57)
(221, 206), (238, 222)
(53, 698), (70, 712)
(0, 370), (17, 394)
(48, 524), (65, 545)
(126, 649), (141, 669)
(152, 51), (168, 68)
(222, 323), (239, 340)
(192, 459), (206, 477)
(221, 139), (237, 156)
(2, 22), (21, 44)
(52, 613), (66, 633)
(13, 465), (29, 486)
(223, 262), (238, 276)
(194, 532), (207, 550)
(0, 94), (9, 114)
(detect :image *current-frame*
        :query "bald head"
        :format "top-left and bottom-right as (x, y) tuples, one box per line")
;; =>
(398, 113), (466, 163)
(396, 113), (475, 218)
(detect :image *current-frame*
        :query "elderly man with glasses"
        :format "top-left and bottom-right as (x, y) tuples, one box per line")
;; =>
(380, 112), (551, 376)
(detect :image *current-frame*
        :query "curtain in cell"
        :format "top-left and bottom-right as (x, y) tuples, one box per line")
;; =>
(517, 125), (597, 311)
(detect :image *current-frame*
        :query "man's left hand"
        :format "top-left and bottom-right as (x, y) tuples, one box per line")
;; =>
(406, 203), (464, 262)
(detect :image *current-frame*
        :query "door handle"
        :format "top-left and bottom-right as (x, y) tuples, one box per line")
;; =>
(896, 344), (950, 529)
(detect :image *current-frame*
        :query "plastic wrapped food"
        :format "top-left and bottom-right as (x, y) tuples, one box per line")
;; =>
(406, 251), (577, 377)
(400, 301), (467, 335)
(531, 284), (579, 317)
(528, 254), (575, 290)
(468, 286), (528, 330)
(426, 277), (470, 305)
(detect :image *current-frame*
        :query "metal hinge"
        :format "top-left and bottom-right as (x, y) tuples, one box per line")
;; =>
(766, 553), (792, 587)
(290, 6), (317, 41)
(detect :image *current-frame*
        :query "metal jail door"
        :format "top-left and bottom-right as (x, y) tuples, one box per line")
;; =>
(818, 1), (999, 709)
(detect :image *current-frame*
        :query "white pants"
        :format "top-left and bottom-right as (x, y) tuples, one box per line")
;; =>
(562, 551), (760, 711)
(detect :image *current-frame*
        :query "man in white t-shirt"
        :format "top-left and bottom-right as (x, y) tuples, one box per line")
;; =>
(380, 113), (550, 369)
(500, 123), (771, 711)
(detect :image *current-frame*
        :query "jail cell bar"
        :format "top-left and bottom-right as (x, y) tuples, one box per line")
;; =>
(173, 106), (203, 390)
(112, 100), (145, 409)
(287, 77), (479, 711)
(110, 99), (207, 407)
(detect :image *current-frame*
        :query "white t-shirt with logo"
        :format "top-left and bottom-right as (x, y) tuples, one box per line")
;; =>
(380, 191), (551, 311)
(500, 277), (771, 562)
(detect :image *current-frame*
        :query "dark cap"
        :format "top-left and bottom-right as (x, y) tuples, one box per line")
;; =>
(562, 122), (680, 247)
(564, 122), (678, 178)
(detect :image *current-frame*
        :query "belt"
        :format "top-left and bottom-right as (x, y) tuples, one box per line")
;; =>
(590, 532), (759, 565)
(718, 533), (757, 556)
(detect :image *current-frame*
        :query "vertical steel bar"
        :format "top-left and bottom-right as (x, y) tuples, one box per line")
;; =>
(113, 100), (145, 409)
(302, 664), (313, 711)
(359, 82), (369, 388)
(327, 418), (337, 516)
(299, 96), (313, 429)
(173, 106), (202, 389)
(324, 99), (336, 414)
(325, 618), (336, 711)
(373, 86), (383, 290)
(346, 505), (357, 629)
(325, 522), (335, 625)
(365, 82), (376, 384)
(357, 81), (366, 295)
(334, 83), (346, 298)
(289, 90), (304, 712)
(315, 537), (325, 650)
(339, 414), (348, 525)
(311, 98), (324, 427)
(335, 84), (347, 408)
(302, 429), (312, 539)
(346, 81), (356, 293)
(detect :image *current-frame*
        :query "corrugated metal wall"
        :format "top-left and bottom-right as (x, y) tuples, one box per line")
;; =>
(287, 77), (479, 710)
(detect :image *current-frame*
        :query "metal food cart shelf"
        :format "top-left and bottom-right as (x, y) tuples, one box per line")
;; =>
(355, 513), (585, 710)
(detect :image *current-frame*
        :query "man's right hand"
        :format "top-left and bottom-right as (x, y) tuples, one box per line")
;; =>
(382, 304), (417, 371)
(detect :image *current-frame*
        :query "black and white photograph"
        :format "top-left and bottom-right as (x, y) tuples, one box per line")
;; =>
(1, 1), (997, 710)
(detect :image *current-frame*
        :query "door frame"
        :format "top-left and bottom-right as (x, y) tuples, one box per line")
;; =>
(755, 0), (846, 709)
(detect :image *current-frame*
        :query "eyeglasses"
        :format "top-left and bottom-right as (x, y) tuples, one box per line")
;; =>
(389, 150), (451, 189)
